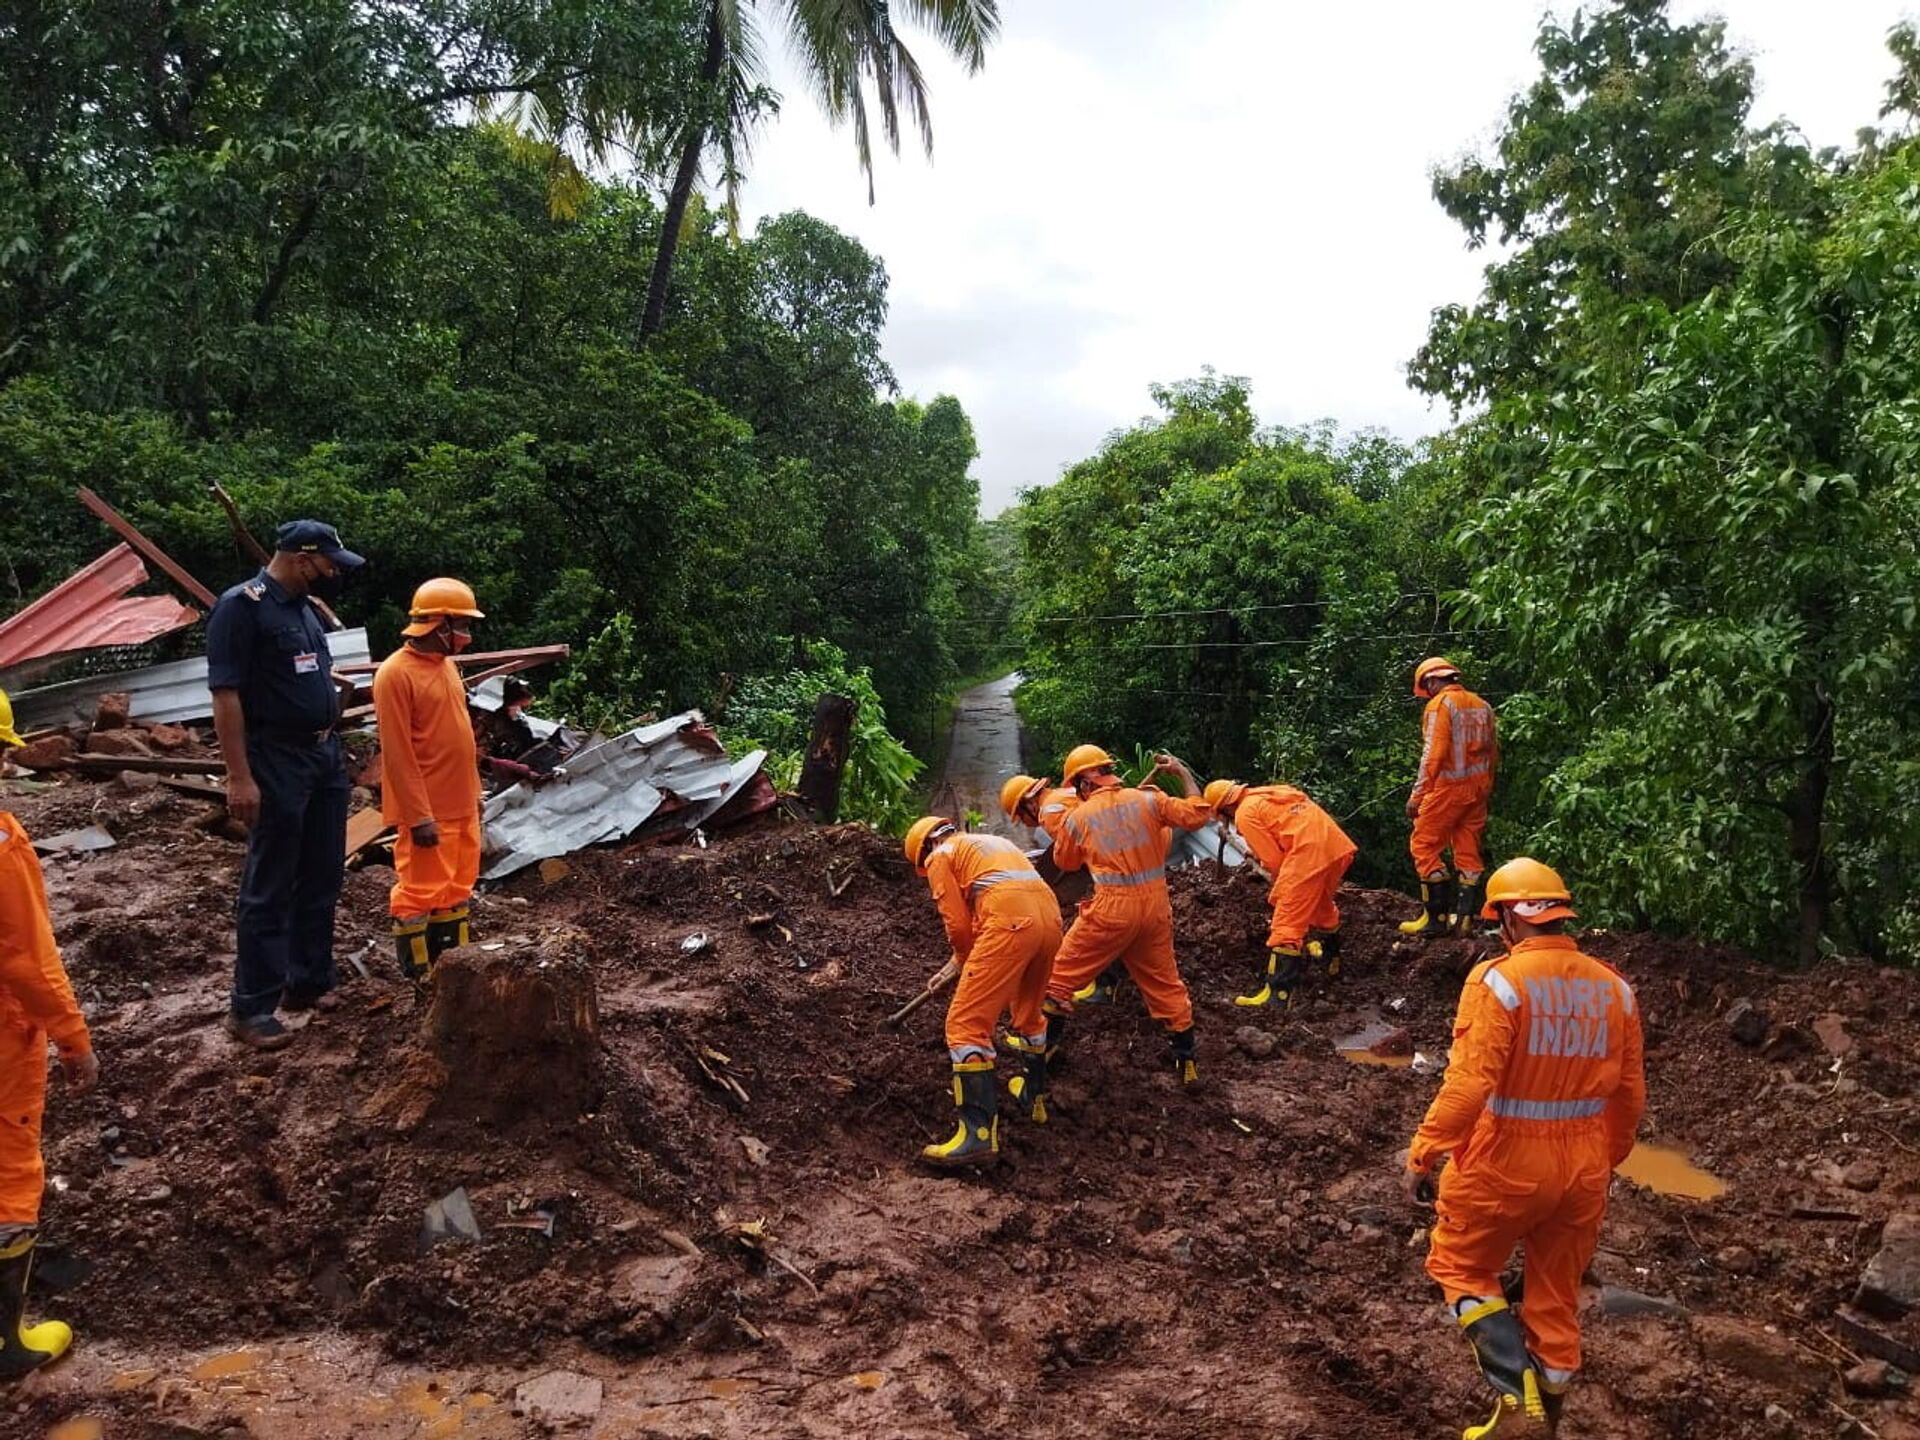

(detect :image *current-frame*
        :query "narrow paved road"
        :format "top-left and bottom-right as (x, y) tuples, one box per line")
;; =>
(933, 672), (1023, 837)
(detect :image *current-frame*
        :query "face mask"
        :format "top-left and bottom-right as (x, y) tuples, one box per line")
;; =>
(308, 562), (346, 603)
(448, 626), (474, 654)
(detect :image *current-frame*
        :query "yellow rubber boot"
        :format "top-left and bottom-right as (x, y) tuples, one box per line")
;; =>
(1454, 1298), (1549, 1436)
(1399, 876), (1456, 936)
(1235, 946), (1300, 1008)
(922, 1060), (999, 1168)
(1072, 962), (1123, 1006)
(392, 918), (432, 984)
(1167, 1026), (1199, 1085)
(427, 903), (471, 958)
(1317, 928), (1342, 978)
(0, 1234), (71, 1382)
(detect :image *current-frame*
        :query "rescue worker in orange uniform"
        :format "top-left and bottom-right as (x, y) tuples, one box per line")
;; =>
(0, 689), (99, 1379)
(373, 579), (485, 983)
(1204, 778), (1357, 1009)
(905, 817), (1064, 1167)
(999, 774), (1076, 843)
(1402, 859), (1645, 1438)
(1402, 657), (1498, 937)
(1042, 746), (1212, 1084)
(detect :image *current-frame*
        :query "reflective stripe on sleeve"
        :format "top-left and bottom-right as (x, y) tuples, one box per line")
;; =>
(1481, 967), (1521, 1011)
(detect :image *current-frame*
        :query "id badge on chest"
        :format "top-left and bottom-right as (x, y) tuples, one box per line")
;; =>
(294, 651), (320, 674)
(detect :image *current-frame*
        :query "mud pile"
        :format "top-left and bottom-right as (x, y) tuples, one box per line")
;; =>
(11, 772), (1920, 1438)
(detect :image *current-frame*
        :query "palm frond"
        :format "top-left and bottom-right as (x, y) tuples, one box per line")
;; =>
(890, 0), (999, 71)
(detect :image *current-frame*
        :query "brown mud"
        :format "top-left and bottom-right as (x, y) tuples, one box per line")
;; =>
(6, 771), (1920, 1438)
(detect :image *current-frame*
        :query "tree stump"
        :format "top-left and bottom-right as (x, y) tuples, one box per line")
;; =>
(364, 925), (603, 1132)
(797, 693), (856, 822)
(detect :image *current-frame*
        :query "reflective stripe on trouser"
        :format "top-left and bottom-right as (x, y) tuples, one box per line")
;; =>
(0, 1021), (48, 1227)
(1425, 1126), (1612, 1374)
(1409, 783), (1491, 881)
(945, 883), (1062, 1062)
(390, 816), (483, 918)
(1266, 851), (1353, 950)
(1044, 888), (1192, 1030)
(1088, 866), (1166, 888)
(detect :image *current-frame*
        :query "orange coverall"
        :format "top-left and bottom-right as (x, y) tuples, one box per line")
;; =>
(0, 812), (92, 1227)
(1032, 787), (1079, 844)
(373, 647), (483, 919)
(1409, 934), (1646, 1379)
(925, 833), (1064, 1061)
(1044, 779), (1212, 1028)
(1410, 682), (1497, 881)
(1231, 785), (1358, 950)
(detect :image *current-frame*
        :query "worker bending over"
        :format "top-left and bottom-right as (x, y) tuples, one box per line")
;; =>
(1205, 778), (1356, 1009)
(1042, 746), (1211, 1085)
(1402, 657), (1498, 937)
(999, 774), (1076, 843)
(1403, 859), (1645, 1437)
(905, 817), (1063, 1168)
(0, 690), (99, 1379)
(374, 579), (486, 983)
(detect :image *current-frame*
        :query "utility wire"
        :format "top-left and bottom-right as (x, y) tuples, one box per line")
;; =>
(1020, 589), (1446, 626)
(1136, 627), (1501, 652)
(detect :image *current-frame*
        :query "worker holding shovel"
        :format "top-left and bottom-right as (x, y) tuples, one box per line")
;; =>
(1402, 859), (1645, 1438)
(374, 578), (486, 984)
(1204, 778), (1356, 1009)
(903, 817), (1063, 1168)
(1040, 746), (1213, 1086)
(0, 689), (99, 1380)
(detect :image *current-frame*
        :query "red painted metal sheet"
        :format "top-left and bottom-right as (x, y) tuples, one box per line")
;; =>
(0, 545), (202, 670)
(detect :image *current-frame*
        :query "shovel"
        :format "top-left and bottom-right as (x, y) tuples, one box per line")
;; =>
(885, 959), (959, 1029)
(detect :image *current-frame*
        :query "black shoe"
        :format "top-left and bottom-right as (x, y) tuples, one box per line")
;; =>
(223, 1013), (293, 1051)
(281, 988), (338, 1014)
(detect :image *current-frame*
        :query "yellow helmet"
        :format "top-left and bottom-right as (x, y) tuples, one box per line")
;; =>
(904, 815), (955, 874)
(0, 688), (22, 748)
(1061, 744), (1116, 785)
(1481, 857), (1576, 922)
(1412, 656), (1461, 696)
(1203, 779), (1246, 812)
(999, 774), (1047, 821)
(402, 577), (486, 637)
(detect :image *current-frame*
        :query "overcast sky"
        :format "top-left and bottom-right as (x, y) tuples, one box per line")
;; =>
(738, 2), (1910, 515)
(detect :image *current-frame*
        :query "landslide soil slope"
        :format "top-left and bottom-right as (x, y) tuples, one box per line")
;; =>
(7, 772), (1920, 1439)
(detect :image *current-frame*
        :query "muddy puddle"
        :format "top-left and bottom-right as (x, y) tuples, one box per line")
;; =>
(1616, 1142), (1726, 1199)
(1336, 1018), (1415, 1068)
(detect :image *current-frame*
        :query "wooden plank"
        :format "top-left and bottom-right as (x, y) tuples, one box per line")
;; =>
(76, 487), (218, 607)
(333, 643), (571, 677)
(346, 808), (393, 859)
(70, 754), (224, 775)
(158, 775), (227, 799)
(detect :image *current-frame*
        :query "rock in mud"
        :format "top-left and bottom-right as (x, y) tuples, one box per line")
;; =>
(1725, 997), (1769, 1047)
(12, 734), (74, 771)
(1598, 1285), (1687, 1319)
(420, 1186), (482, 1250)
(1693, 1315), (1826, 1394)
(1233, 1025), (1277, 1059)
(1715, 1246), (1758, 1276)
(514, 1370), (603, 1424)
(1843, 1359), (1897, 1397)
(1814, 1013), (1856, 1058)
(1842, 1159), (1884, 1193)
(85, 728), (151, 758)
(1857, 1214), (1920, 1320)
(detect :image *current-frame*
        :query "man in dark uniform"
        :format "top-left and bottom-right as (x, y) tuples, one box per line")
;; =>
(206, 520), (364, 1049)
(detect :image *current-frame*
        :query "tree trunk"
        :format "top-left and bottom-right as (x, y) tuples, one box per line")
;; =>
(798, 693), (857, 821)
(640, 0), (725, 341)
(1786, 686), (1835, 968)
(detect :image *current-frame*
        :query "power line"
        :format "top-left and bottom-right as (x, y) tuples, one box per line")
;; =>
(1135, 627), (1501, 652)
(1021, 590), (1448, 626)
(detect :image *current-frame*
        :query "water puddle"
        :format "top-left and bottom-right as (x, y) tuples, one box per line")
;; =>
(49, 1420), (105, 1440)
(704, 1377), (755, 1399)
(190, 1348), (271, 1381)
(848, 1370), (889, 1390)
(1616, 1142), (1726, 1200)
(1336, 1020), (1413, 1068)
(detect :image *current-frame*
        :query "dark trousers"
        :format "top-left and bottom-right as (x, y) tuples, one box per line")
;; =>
(232, 735), (348, 1019)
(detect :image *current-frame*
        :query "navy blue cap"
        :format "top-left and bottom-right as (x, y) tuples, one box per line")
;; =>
(274, 519), (365, 569)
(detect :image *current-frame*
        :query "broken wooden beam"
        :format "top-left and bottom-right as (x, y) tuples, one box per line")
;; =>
(333, 643), (571, 677)
(68, 754), (225, 775)
(77, 487), (218, 608)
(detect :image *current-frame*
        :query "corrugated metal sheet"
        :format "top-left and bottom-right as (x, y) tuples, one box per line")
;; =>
(0, 545), (201, 671)
(12, 628), (372, 730)
(480, 711), (762, 880)
(1027, 818), (1249, 872)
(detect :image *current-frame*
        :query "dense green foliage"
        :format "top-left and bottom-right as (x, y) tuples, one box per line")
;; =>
(1012, 3), (1920, 964)
(1011, 374), (1468, 880)
(0, 2), (1003, 833)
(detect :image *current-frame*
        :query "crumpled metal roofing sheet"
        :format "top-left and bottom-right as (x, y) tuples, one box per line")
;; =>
(0, 545), (201, 671)
(11, 627), (372, 730)
(480, 711), (761, 880)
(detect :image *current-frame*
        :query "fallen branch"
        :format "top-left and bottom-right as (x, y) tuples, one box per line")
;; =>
(766, 1248), (820, 1297)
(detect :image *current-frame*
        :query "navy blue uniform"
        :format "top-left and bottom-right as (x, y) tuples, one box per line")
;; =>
(206, 570), (348, 1018)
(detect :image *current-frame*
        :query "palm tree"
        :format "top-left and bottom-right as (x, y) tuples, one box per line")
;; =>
(639, 0), (1000, 341)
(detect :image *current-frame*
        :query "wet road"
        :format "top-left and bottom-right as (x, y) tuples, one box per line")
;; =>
(933, 672), (1023, 837)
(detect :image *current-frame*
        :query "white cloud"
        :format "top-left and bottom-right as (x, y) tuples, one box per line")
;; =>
(739, 1), (1908, 514)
